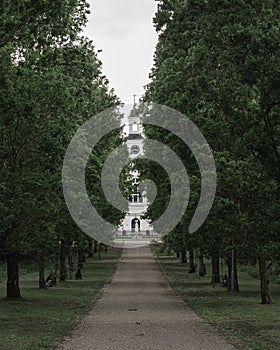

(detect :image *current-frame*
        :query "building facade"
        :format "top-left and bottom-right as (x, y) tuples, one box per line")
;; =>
(116, 107), (157, 240)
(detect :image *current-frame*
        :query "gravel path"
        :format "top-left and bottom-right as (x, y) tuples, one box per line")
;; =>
(57, 246), (235, 350)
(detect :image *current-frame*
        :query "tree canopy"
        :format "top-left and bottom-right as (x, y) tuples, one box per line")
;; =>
(143, 0), (280, 304)
(0, 0), (124, 298)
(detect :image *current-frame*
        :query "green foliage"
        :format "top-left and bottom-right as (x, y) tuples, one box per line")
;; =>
(0, 1), (123, 295)
(144, 0), (280, 302)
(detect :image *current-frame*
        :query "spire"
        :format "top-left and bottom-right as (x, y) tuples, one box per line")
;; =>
(129, 95), (138, 119)
(127, 98), (143, 139)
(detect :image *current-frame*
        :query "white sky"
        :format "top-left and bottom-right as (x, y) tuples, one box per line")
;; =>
(82, 0), (158, 104)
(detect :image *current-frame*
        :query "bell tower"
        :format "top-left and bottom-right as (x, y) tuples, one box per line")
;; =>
(127, 106), (144, 158)
(115, 103), (156, 242)
(128, 107), (142, 136)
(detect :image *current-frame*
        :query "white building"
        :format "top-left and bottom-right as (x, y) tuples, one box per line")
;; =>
(115, 106), (159, 241)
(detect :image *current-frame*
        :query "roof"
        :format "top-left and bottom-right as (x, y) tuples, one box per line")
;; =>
(127, 134), (144, 140)
(128, 108), (139, 118)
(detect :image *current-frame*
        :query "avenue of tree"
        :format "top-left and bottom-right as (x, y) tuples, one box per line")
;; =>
(0, 0), (124, 298)
(1, 0), (279, 308)
(142, 0), (280, 304)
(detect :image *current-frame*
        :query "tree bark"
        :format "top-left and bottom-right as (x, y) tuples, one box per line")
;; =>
(211, 255), (220, 285)
(59, 239), (68, 282)
(197, 250), (206, 277)
(7, 253), (21, 299)
(227, 250), (239, 292)
(258, 248), (272, 304)
(39, 260), (45, 289)
(93, 240), (98, 254)
(78, 247), (85, 268)
(180, 248), (187, 264)
(188, 249), (195, 273)
(88, 238), (93, 258)
(98, 242), (101, 260)
(68, 246), (74, 280)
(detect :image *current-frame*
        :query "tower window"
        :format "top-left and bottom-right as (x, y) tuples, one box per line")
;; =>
(132, 122), (138, 132)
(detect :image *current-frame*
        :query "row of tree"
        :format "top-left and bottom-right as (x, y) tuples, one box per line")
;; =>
(0, 1), (123, 298)
(142, 0), (280, 304)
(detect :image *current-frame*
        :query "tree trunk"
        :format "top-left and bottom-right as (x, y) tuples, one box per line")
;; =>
(188, 249), (195, 273)
(93, 240), (98, 254)
(68, 246), (74, 280)
(38, 260), (45, 289)
(197, 250), (206, 277)
(175, 251), (180, 259)
(59, 239), (67, 282)
(180, 248), (187, 264)
(211, 255), (220, 285)
(227, 250), (239, 292)
(88, 238), (93, 258)
(78, 247), (85, 268)
(258, 248), (272, 304)
(98, 242), (102, 260)
(6, 253), (21, 299)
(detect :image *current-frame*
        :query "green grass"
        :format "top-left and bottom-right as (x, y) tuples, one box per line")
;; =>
(152, 247), (280, 350)
(0, 247), (122, 350)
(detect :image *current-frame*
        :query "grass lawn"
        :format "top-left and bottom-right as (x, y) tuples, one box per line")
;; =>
(0, 247), (122, 350)
(152, 246), (280, 350)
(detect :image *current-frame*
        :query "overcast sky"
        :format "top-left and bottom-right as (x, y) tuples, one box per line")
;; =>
(82, 0), (158, 104)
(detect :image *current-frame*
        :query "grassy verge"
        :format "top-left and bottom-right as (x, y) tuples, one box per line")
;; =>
(0, 247), (122, 350)
(152, 246), (280, 350)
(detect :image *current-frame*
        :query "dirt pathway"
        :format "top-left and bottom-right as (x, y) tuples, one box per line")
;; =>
(57, 246), (235, 350)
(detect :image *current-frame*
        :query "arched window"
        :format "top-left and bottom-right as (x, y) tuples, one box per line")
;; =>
(131, 218), (140, 232)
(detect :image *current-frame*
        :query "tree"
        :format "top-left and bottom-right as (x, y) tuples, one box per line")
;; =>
(143, 0), (280, 303)
(0, 1), (122, 298)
